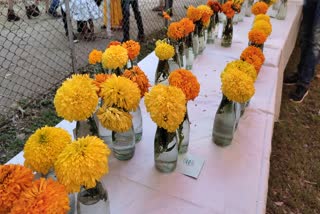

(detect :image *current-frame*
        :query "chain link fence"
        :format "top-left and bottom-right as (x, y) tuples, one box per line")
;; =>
(0, 0), (206, 125)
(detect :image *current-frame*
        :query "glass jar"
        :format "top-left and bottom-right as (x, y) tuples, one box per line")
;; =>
(177, 111), (190, 154)
(130, 105), (143, 143)
(221, 18), (233, 47)
(154, 127), (178, 173)
(276, 0), (287, 20)
(112, 126), (135, 160)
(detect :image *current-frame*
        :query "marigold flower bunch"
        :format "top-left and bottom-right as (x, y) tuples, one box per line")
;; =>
(55, 136), (111, 193)
(223, 60), (257, 82)
(186, 5), (202, 22)
(122, 40), (140, 60)
(54, 74), (99, 121)
(24, 126), (72, 175)
(221, 1), (236, 18)
(88, 49), (103, 65)
(197, 5), (213, 26)
(252, 20), (272, 36)
(254, 14), (271, 23)
(107, 40), (121, 48)
(0, 164), (33, 213)
(162, 11), (171, 20)
(168, 69), (200, 101)
(248, 29), (267, 45)
(10, 178), (70, 214)
(179, 18), (195, 36)
(251, 1), (268, 15)
(94, 73), (112, 94)
(102, 45), (128, 69)
(155, 40), (175, 60)
(221, 67), (255, 103)
(207, 0), (222, 13)
(145, 85), (186, 132)
(123, 66), (151, 98)
(240, 46), (265, 72)
(167, 21), (185, 41)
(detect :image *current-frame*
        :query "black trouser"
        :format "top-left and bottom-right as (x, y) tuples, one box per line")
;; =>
(121, 0), (144, 41)
(165, 0), (173, 10)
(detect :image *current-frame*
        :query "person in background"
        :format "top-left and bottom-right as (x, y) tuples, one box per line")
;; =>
(284, 0), (320, 103)
(121, 0), (145, 42)
(152, 0), (164, 12)
(7, 0), (40, 21)
(47, 0), (62, 17)
(7, 0), (20, 22)
(102, 0), (123, 30)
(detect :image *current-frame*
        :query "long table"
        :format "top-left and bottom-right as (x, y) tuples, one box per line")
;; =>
(7, 2), (302, 213)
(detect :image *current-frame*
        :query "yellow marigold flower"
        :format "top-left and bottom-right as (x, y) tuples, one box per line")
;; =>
(221, 68), (255, 103)
(122, 40), (141, 60)
(99, 75), (140, 111)
(102, 45), (128, 69)
(54, 136), (111, 193)
(179, 18), (195, 36)
(240, 46), (265, 72)
(155, 40), (175, 60)
(223, 60), (257, 82)
(24, 126), (72, 175)
(167, 22), (185, 41)
(88, 49), (103, 65)
(254, 14), (270, 23)
(221, 1), (235, 18)
(97, 106), (132, 132)
(144, 85), (186, 132)
(197, 5), (213, 24)
(0, 164), (33, 213)
(186, 5), (202, 22)
(252, 20), (272, 36)
(248, 29), (267, 45)
(123, 66), (151, 97)
(168, 68), (200, 101)
(251, 2), (268, 15)
(54, 74), (99, 121)
(10, 178), (70, 214)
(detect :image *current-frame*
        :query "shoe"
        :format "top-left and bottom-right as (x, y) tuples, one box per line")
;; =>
(66, 32), (79, 43)
(7, 9), (20, 22)
(289, 85), (309, 103)
(26, 4), (40, 19)
(48, 10), (61, 18)
(152, 6), (164, 11)
(283, 73), (298, 86)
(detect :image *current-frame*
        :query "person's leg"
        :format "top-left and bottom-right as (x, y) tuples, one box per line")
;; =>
(131, 0), (144, 41)
(121, 0), (131, 41)
(7, 0), (20, 21)
(289, 0), (320, 102)
(61, 7), (68, 35)
(48, 0), (61, 17)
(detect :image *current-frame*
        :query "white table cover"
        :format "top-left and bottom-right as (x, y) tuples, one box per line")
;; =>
(7, 2), (303, 213)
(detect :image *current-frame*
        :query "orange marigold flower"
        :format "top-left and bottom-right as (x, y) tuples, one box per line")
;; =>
(11, 178), (70, 214)
(222, 1), (235, 18)
(251, 2), (268, 15)
(162, 11), (171, 20)
(168, 68), (200, 101)
(207, 0), (222, 13)
(186, 5), (202, 22)
(122, 40), (141, 60)
(94, 73), (112, 94)
(167, 22), (185, 41)
(179, 18), (195, 36)
(197, 5), (213, 24)
(107, 40), (121, 48)
(240, 46), (265, 72)
(248, 29), (267, 45)
(0, 164), (33, 213)
(122, 66), (151, 98)
(88, 49), (103, 65)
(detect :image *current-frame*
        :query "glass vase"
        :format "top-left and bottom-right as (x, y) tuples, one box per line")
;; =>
(126, 58), (138, 70)
(177, 111), (190, 154)
(175, 43), (186, 68)
(112, 126), (135, 160)
(185, 47), (194, 70)
(238, 3), (245, 22)
(212, 95), (237, 147)
(245, 0), (254, 17)
(198, 32), (206, 55)
(192, 34), (200, 58)
(77, 181), (110, 214)
(130, 105), (143, 143)
(221, 18), (233, 47)
(272, 0), (281, 10)
(75, 117), (98, 139)
(154, 127), (178, 173)
(155, 60), (170, 85)
(276, 0), (287, 20)
(207, 14), (219, 44)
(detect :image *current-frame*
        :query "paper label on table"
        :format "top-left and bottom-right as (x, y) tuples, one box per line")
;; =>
(177, 153), (205, 179)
